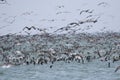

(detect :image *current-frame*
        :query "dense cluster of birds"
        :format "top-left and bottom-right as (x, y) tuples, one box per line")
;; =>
(0, 33), (92, 68)
(0, 32), (120, 72)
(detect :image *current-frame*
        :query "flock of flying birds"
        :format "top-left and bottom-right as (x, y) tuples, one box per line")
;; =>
(22, 10), (99, 34)
(22, 7), (100, 34)
(54, 16), (99, 33)
(53, 2), (106, 33)
(0, 1), (108, 34)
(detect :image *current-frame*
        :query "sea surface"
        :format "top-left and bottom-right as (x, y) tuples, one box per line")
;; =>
(0, 60), (120, 80)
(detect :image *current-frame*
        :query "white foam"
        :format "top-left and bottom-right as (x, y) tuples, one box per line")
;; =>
(1, 64), (12, 68)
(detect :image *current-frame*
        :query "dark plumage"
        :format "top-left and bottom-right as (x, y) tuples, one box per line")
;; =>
(69, 22), (79, 26)
(115, 66), (120, 72)
(50, 65), (53, 68)
(80, 9), (94, 15)
(23, 26), (36, 31)
(0, 0), (4, 1)
(37, 28), (43, 31)
(54, 27), (64, 32)
(93, 20), (97, 23)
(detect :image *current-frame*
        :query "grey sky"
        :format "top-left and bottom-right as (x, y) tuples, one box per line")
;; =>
(0, 0), (120, 35)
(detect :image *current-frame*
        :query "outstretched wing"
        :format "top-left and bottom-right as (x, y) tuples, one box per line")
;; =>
(23, 26), (28, 30)
(31, 26), (36, 30)
(115, 66), (120, 72)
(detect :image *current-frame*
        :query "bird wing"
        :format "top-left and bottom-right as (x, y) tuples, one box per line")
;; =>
(31, 26), (36, 30)
(115, 66), (120, 72)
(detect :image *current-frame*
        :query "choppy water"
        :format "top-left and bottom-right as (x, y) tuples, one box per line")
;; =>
(0, 60), (120, 80)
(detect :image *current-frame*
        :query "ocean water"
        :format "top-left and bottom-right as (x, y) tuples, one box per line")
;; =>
(0, 60), (120, 80)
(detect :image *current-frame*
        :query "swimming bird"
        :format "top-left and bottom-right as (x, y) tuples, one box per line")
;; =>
(50, 65), (53, 68)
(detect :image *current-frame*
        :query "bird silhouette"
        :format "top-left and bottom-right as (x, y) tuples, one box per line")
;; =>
(37, 28), (46, 32)
(50, 65), (53, 68)
(86, 15), (93, 18)
(37, 28), (43, 31)
(54, 27), (64, 32)
(31, 26), (36, 30)
(115, 66), (120, 72)
(23, 26), (36, 31)
(78, 21), (84, 24)
(24, 31), (30, 35)
(98, 2), (107, 6)
(80, 9), (94, 15)
(57, 5), (64, 8)
(69, 22), (79, 26)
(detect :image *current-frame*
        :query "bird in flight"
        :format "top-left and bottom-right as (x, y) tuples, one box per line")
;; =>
(80, 9), (94, 15)
(115, 66), (120, 72)
(23, 26), (36, 31)
(98, 2), (107, 6)
(98, 2), (108, 7)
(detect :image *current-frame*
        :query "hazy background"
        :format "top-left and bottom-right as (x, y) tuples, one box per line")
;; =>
(0, 0), (120, 35)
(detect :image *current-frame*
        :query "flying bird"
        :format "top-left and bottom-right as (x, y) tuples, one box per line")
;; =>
(98, 2), (108, 6)
(69, 22), (79, 26)
(57, 5), (64, 8)
(78, 21), (84, 24)
(115, 66), (120, 72)
(54, 27), (65, 32)
(31, 26), (36, 30)
(24, 31), (30, 35)
(37, 28), (44, 31)
(86, 15), (93, 18)
(23, 26), (36, 31)
(80, 9), (94, 15)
